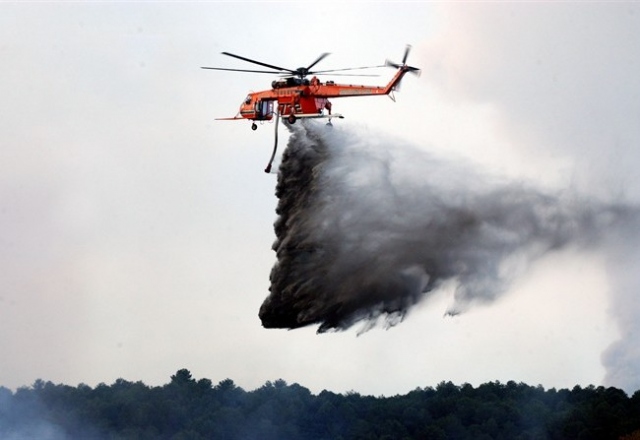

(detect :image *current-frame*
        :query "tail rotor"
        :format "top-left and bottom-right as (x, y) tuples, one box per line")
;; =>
(385, 45), (421, 91)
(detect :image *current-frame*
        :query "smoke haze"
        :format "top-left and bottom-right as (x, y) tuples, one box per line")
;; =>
(601, 227), (640, 393)
(1, 0), (638, 397)
(415, 4), (640, 394)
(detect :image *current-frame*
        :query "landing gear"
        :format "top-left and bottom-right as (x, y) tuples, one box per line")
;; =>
(287, 114), (296, 124)
(251, 122), (258, 131)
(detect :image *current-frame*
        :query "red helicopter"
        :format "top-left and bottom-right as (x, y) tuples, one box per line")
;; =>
(202, 45), (420, 172)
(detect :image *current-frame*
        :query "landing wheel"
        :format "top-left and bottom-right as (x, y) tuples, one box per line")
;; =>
(287, 114), (296, 124)
(251, 123), (258, 131)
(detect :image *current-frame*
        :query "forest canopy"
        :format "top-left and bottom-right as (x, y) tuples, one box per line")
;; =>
(1, 370), (640, 440)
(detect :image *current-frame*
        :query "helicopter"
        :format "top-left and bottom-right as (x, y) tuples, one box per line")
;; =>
(202, 45), (420, 172)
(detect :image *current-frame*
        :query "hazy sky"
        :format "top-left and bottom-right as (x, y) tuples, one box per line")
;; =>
(1, 2), (639, 396)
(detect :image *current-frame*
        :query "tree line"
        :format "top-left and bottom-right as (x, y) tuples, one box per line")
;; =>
(1, 369), (640, 439)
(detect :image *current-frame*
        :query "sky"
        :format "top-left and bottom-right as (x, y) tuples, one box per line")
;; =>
(1, 2), (639, 396)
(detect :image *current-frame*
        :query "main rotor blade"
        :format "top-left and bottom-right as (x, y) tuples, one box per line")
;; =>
(221, 51), (295, 75)
(201, 67), (284, 74)
(315, 73), (380, 77)
(402, 44), (411, 64)
(280, 72), (380, 78)
(311, 64), (385, 75)
(306, 52), (330, 71)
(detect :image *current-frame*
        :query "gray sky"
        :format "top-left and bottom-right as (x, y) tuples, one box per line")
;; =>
(1, 2), (639, 395)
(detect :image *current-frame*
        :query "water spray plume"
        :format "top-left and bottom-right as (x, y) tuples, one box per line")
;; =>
(260, 122), (637, 334)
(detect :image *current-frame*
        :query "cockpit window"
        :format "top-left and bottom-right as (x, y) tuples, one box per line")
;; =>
(244, 95), (251, 104)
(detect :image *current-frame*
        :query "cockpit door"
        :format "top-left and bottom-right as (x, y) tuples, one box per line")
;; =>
(256, 100), (274, 119)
